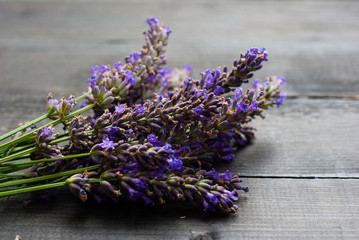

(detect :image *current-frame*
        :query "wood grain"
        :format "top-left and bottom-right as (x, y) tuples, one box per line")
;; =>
(0, 0), (358, 96)
(0, 0), (358, 239)
(0, 179), (358, 240)
(226, 98), (359, 178)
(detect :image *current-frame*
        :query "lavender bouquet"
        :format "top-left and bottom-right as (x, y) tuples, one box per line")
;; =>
(0, 18), (286, 213)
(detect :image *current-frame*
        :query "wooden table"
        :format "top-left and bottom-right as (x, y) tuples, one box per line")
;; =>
(0, 1), (358, 239)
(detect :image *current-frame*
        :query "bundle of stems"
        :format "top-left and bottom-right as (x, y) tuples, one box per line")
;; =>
(0, 17), (286, 213)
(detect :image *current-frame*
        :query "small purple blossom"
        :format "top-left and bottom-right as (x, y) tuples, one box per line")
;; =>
(247, 100), (258, 112)
(247, 48), (268, 62)
(259, 48), (268, 61)
(146, 17), (160, 27)
(100, 136), (114, 149)
(168, 155), (184, 171)
(163, 143), (175, 155)
(134, 105), (146, 115)
(277, 76), (287, 85)
(46, 98), (59, 111)
(125, 70), (136, 85)
(234, 88), (243, 100)
(194, 89), (207, 98)
(218, 170), (232, 181)
(193, 104), (204, 116)
(275, 92), (287, 108)
(106, 127), (118, 141)
(42, 127), (53, 137)
(158, 67), (172, 81)
(214, 86), (224, 96)
(162, 25), (171, 35)
(115, 104), (126, 115)
(91, 65), (109, 76)
(147, 134), (163, 147)
(87, 76), (97, 87)
(113, 61), (122, 71)
(252, 80), (264, 90)
(126, 52), (141, 64)
(236, 102), (248, 114)
(146, 74), (157, 83)
(90, 118), (95, 128)
(205, 73), (215, 89)
(205, 168), (219, 180)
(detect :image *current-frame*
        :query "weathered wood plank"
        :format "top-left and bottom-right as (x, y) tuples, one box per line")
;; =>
(0, 178), (358, 240)
(222, 98), (359, 178)
(0, 0), (358, 96)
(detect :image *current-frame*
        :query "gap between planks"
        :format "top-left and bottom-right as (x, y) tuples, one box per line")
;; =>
(238, 175), (359, 180)
(287, 94), (359, 100)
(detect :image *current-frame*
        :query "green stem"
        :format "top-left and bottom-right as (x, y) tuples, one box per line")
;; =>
(6, 143), (36, 155)
(0, 114), (49, 142)
(0, 173), (24, 179)
(57, 131), (70, 139)
(0, 91), (90, 143)
(0, 182), (65, 198)
(75, 92), (90, 102)
(0, 147), (37, 164)
(1, 152), (91, 168)
(0, 103), (96, 151)
(0, 164), (100, 189)
(0, 164), (35, 175)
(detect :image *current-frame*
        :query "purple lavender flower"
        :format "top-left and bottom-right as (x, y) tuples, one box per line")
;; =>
(146, 17), (160, 27)
(90, 118), (95, 128)
(218, 170), (232, 182)
(252, 79), (264, 90)
(88, 76), (97, 87)
(125, 70), (136, 85)
(247, 48), (268, 62)
(113, 61), (122, 71)
(247, 100), (258, 112)
(162, 25), (171, 35)
(100, 136), (114, 149)
(146, 74), (157, 83)
(147, 134), (163, 147)
(236, 102), (248, 114)
(214, 86), (224, 96)
(168, 155), (184, 171)
(42, 127), (53, 138)
(275, 92), (287, 107)
(234, 88), (243, 100)
(91, 65), (109, 76)
(126, 52), (141, 64)
(163, 142), (175, 155)
(80, 101), (88, 108)
(193, 104), (204, 116)
(277, 76), (287, 85)
(46, 98), (59, 112)
(106, 127), (118, 141)
(205, 168), (219, 180)
(194, 89), (207, 98)
(115, 104), (126, 115)
(134, 105), (146, 115)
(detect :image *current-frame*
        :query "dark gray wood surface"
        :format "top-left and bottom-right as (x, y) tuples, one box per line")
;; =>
(0, 0), (358, 239)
